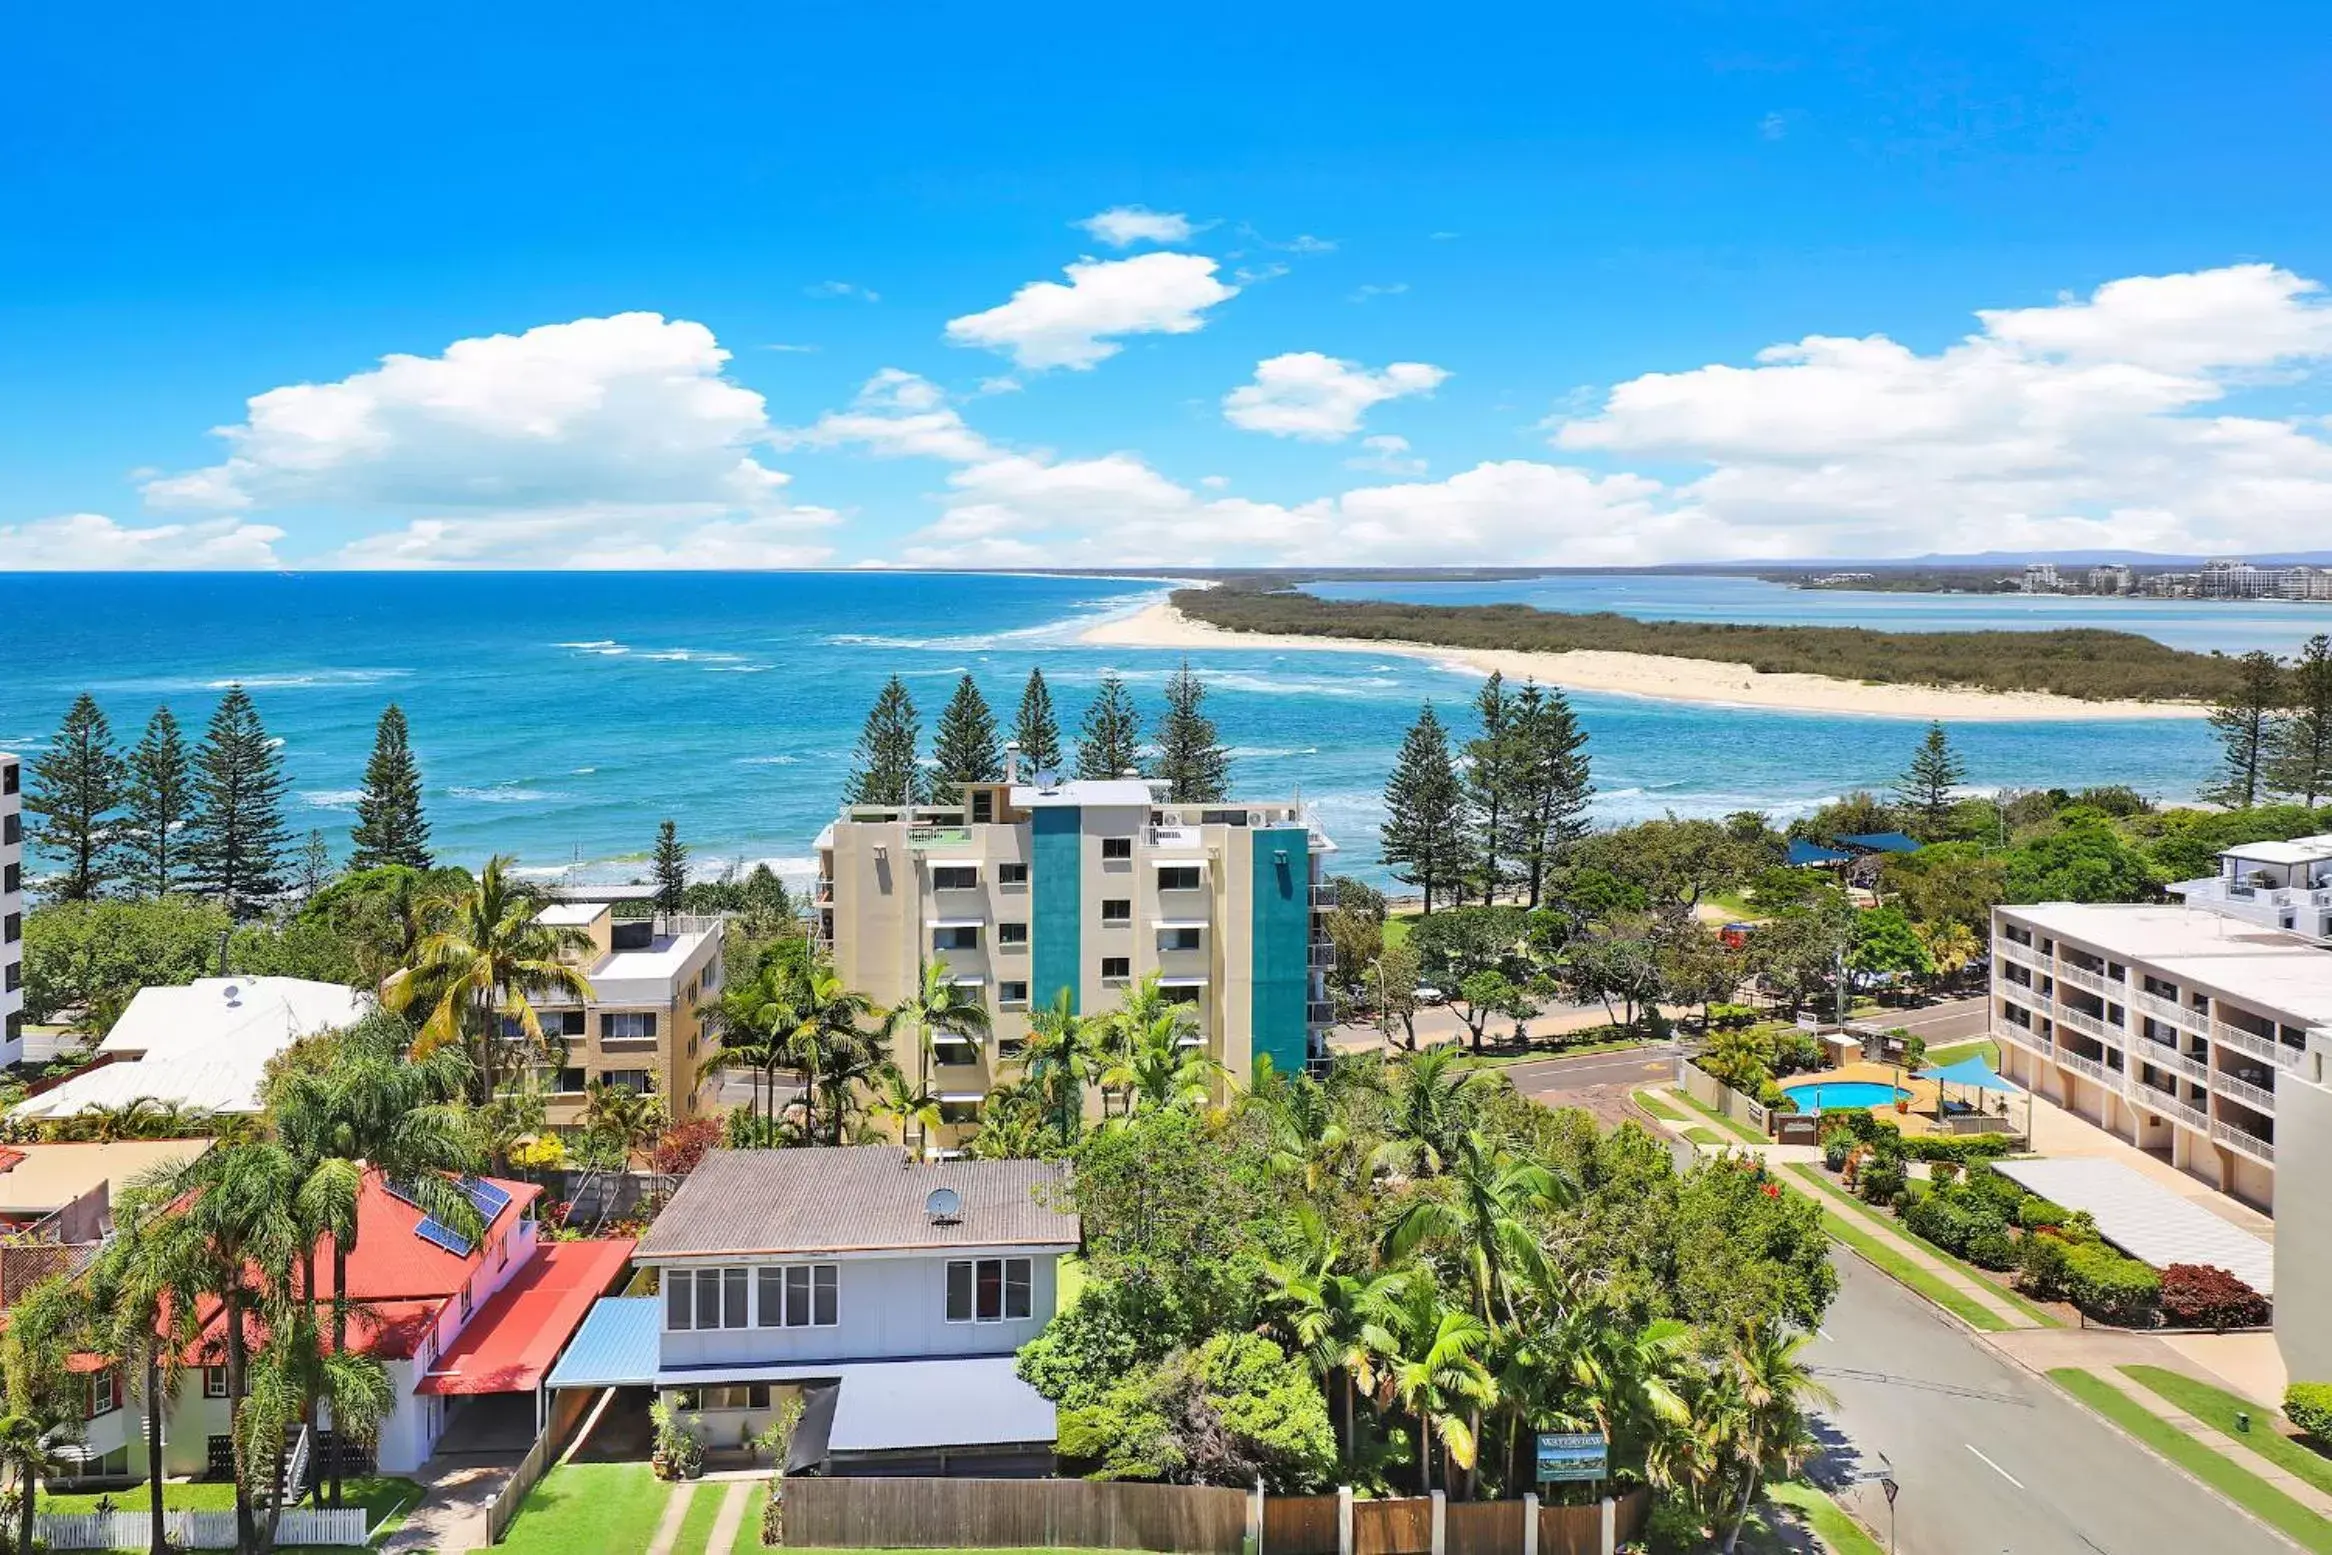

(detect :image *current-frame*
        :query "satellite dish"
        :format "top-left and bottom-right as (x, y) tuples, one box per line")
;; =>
(1033, 769), (1060, 792)
(924, 1186), (963, 1225)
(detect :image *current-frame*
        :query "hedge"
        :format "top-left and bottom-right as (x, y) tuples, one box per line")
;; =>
(2063, 1242), (2161, 1325)
(2159, 1264), (2270, 1331)
(2287, 1383), (2332, 1441)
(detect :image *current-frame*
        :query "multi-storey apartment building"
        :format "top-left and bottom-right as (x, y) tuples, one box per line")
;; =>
(816, 773), (1335, 1150)
(2167, 833), (2332, 944)
(2, 751), (21, 1067)
(1990, 900), (2332, 1210)
(527, 896), (726, 1129)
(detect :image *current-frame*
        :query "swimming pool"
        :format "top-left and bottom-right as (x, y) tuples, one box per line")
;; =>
(1783, 1081), (1910, 1112)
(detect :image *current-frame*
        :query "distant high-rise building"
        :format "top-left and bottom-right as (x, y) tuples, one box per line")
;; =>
(2281, 566), (2332, 601)
(2088, 563), (2136, 595)
(2022, 561), (2062, 593)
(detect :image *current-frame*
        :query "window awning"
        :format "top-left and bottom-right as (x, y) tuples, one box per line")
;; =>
(938, 1092), (986, 1105)
(1157, 975), (1209, 988)
(416, 1238), (636, 1396)
(925, 917), (985, 929)
(1153, 919), (1209, 931)
(948, 974), (987, 987)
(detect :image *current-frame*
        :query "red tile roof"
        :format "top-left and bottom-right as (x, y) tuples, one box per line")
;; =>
(414, 1238), (636, 1395)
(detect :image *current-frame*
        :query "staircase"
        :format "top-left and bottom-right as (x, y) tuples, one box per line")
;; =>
(278, 1424), (312, 1508)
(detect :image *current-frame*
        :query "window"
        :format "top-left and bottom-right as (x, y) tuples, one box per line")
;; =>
(971, 790), (994, 824)
(1101, 836), (1132, 861)
(601, 1069), (651, 1094)
(997, 862), (1029, 885)
(460, 1278), (474, 1320)
(1160, 926), (1201, 952)
(204, 1366), (230, 1400)
(545, 1008), (586, 1038)
(1, 762), (14, 795)
(3, 964), (16, 993)
(1100, 899), (1131, 924)
(3, 863), (17, 894)
(556, 1067), (587, 1094)
(1101, 957), (1130, 981)
(755, 1263), (839, 1327)
(945, 1257), (1034, 1323)
(1157, 865), (1201, 892)
(932, 865), (979, 891)
(601, 1011), (657, 1041)
(2, 913), (15, 945)
(2, 814), (16, 846)
(933, 925), (979, 951)
(87, 1370), (120, 1419)
(997, 921), (1029, 946)
(933, 1033), (979, 1066)
(998, 980), (1029, 1007)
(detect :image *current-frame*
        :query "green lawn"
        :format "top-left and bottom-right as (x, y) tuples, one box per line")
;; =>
(1382, 915), (1414, 949)
(737, 1482), (771, 1553)
(1684, 1126), (1730, 1147)
(1058, 1252), (1088, 1311)
(1765, 1479), (1886, 1555)
(498, 1463), (674, 1555)
(1786, 1171), (2008, 1332)
(1632, 1088), (1689, 1122)
(41, 1476), (419, 1527)
(1674, 1087), (1770, 1147)
(2052, 1369), (2332, 1553)
(1923, 1037), (2000, 1069)
(2123, 1365), (2332, 1497)
(671, 1480), (726, 1555)
(1789, 1163), (2061, 1329)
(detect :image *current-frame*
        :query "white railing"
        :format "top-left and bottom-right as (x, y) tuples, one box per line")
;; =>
(2133, 990), (2205, 1030)
(2211, 1119), (2276, 1164)
(41, 1509), (369, 1549)
(1996, 939), (2043, 970)
(2054, 961), (2114, 995)
(2216, 1071), (2278, 1113)
(2058, 1049), (2112, 1084)
(2051, 1002), (2114, 1041)
(2135, 1091), (2211, 1132)
(1995, 1021), (2050, 1057)
(2213, 1020), (2293, 1067)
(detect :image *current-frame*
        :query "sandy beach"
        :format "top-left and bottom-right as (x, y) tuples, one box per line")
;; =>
(1080, 600), (2211, 722)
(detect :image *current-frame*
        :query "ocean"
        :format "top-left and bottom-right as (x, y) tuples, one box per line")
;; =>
(0, 570), (2241, 889)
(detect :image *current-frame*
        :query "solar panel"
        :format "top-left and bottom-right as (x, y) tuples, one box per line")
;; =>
(384, 1176), (502, 1258)
(414, 1217), (474, 1257)
(463, 1178), (513, 1221)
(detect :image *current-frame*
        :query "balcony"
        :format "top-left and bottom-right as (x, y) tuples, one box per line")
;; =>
(1308, 882), (1338, 908)
(1307, 1001), (1337, 1026)
(2211, 1118), (2275, 1164)
(2051, 1001), (2115, 1042)
(908, 826), (974, 851)
(2058, 1049), (2113, 1085)
(1309, 939), (1337, 969)
(2054, 961), (2117, 996)
(2134, 1090), (2211, 1132)
(2215, 1071), (2278, 1113)
(1995, 1020), (2051, 1058)
(2212, 1019), (2294, 1068)
(2133, 990), (2204, 1030)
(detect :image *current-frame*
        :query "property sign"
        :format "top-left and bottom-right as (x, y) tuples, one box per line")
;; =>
(1535, 1431), (1608, 1483)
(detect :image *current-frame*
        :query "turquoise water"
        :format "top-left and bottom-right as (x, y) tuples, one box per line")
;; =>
(0, 571), (2227, 888)
(1784, 1081), (1911, 1112)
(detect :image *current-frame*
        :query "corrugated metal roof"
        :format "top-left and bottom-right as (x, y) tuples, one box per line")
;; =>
(415, 1238), (635, 1395)
(1994, 1157), (2276, 1294)
(634, 1146), (1079, 1260)
(15, 978), (369, 1119)
(544, 1296), (664, 1389)
(642, 1355), (1055, 1452)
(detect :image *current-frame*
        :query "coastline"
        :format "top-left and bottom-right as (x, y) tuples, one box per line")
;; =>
(1079, 601), (2213, 723)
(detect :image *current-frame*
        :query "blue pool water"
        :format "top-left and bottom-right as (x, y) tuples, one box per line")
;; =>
(1784, 1081), (1910, 1112)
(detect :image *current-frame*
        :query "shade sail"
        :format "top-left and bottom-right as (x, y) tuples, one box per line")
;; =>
(1918, 1056), (2020, 1093)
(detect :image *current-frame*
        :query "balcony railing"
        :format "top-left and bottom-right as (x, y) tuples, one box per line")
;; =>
(2133, 990), (2205, 1030)
(1995, 939), (2044, 971)
(2054, 961), (2116, 995)
(2051, 1002), (2114, 1042)
(1308, 882), (1338, 908)
(1308, 940), (1337, 968)
(2215, 1071), (2278, 1113)
(2212, 1020), (2294, 1067)
(2058, 1049), (2113, 1085)
(2135, 1091), (2211, 1132)
(1994, 1021), (2050, 1058)
(2211, 1119), (2275, 1164)
(1307, 1001), (1337, 1026)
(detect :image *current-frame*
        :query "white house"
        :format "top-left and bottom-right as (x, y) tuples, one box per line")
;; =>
(548, 1146), (1080, 1476)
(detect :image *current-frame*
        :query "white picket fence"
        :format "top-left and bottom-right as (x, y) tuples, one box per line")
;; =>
(39, 1506), (370, 1549)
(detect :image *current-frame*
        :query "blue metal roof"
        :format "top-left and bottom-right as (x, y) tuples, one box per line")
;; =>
(544, 1296), (662, 1389)
(1786, 839), (1852, 867)
(1836, 830), (1924, 854)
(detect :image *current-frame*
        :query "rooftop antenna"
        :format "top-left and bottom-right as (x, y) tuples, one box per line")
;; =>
(924, 1186), (962, 1225)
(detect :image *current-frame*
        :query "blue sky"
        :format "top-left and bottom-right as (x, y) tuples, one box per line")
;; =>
(5, 2), (2331, 568)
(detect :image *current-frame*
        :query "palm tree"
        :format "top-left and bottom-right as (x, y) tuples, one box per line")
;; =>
(584, 1079), (670, 1165)
(774, 962), (880, 1145)
(0, 1275), (87, 1555)
(866, 1063), (942, 1151)
(1372, 1045), (1493, 1180)
(1020, 989), (1097, 1142)
(1711, 1325), (1834, 1553)
(701, 963), (794, 1130)
(880, 961), (992, 1156)
(963, 1080), (1054, 1160)
(1363, 1273), (1495, 1495)
(1253, 1067), (1357, 1196)
(1259, 1226), (1407, 1467)
(382, 855), (595, 1103)
(84, 1203), (207, 1554)
(1383, 1141), (1573, 1323)
(0, 1412), (79, 1555)
(1103, 1006), (1222, 1116)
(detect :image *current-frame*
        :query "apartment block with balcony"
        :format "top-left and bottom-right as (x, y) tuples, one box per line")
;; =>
(816, 774), (1336, 1151)
(2, 752), (21, 1067)
(2167, 833), (2332, 945)
(526, 897), (726, 1129)
(1990, 901), (2332, 1209)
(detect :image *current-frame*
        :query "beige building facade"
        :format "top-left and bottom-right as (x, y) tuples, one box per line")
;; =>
(529, 900), (725, 1127)
(817, 777), (1334, 1150)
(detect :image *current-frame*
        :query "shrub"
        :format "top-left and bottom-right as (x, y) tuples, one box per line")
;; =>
(2064, 1243), (2161, 1326)
(2285, 1383), (2332, 1442)
(2018, 1231), (2074, 1301)
(1897, 1133), (2014, 1163)
(1772, 1031), (1825, 1075)
(1929, 1160), (1961, 1185)
(1822, 1136), (1852, 1172)
(1857, 1160), (1906, 1205)
(1966, 1228), (2018, 1271)
(2159, 1264), (2270, 1331)
(1708, 1002), (1761, 1031)
(2016, 1197), (2068, 1231)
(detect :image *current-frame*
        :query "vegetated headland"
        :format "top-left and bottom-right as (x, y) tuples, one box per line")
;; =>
(1133, 583), (2244, 711)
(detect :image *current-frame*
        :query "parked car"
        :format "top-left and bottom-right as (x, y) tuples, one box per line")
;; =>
(1416, 986), (1447, 1005)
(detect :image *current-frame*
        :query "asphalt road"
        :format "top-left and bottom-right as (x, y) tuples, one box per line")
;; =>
(1500, 1043), (1681, 1095)
(1811, 1253), (2288, 1555)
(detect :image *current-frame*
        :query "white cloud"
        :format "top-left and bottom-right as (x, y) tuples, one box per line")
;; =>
(1553, 263), (2332, 556)
(944, 252), (1238, 370)
(1759, 111), (1790, 140)
(805, 280), (880, 302)
(1076, 206), (1195, 247)
(1345, 434), (1427, 476)
(137, 311), (839, 569)
(783, 370), (999, 463)
(1284, 234), (1336, 254)
(0, 512), (286, 569)
(1224, 352), (1450, 440)
(1350, 282), (1409, 303)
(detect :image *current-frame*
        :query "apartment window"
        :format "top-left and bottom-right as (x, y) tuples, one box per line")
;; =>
(1101, 836), (1132, 861)
(933, 925), (980, 951)
(971, 790), (995, 825)
(1101, 956), (1131, 982)
(754, 1263), (839, 1328)
(933, 1033), (979, 1066)
(945, 1257), (1033, 1323)
(1100, 899), (1132, 925)
(601, 1069), (651, 1094)
(2, 814), (16, 846)
(203, 1366), (230, 1400)
(601, 1011), (657, 1041)
(3, 863), (16, 894)
(1157, 866), (1201, 892)
(555, 1067), (587, 1094)
(87, 1370), (121, 1419)
(998, 980), (1029, 1007)
(668, 1266), (757, 1331)
(3, 964), (16, 993)
(932, 865), (979, 891)
(1160, 926), (1201, 952)
(1, 762), (15, 795)
(544, 1009), (586, 1038)
(997, 922), (1029, 946)
(460, 1277), (474, 1320)
(2, 913), (16, 945)
(997, 862), (1029, 885)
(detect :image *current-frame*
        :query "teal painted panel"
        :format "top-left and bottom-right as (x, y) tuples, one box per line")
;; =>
(1031, 808), (1082, 1012)
(1248, 826), (1311, 1079)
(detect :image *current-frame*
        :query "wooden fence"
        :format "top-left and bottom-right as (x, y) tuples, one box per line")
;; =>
(782, 1476), (1250, 1552)
(1352, 1496), (1433, 1555)
(483, 1420), (558, 1543)
(1262, 1494), (1340, 1555)
(39, 1507), (370, 1549)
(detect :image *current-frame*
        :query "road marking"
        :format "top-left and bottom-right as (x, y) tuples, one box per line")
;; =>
(1965, 1442), (2024, 1490)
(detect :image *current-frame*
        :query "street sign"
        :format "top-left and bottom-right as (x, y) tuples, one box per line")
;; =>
(1535, 1431), (1607, 1483)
